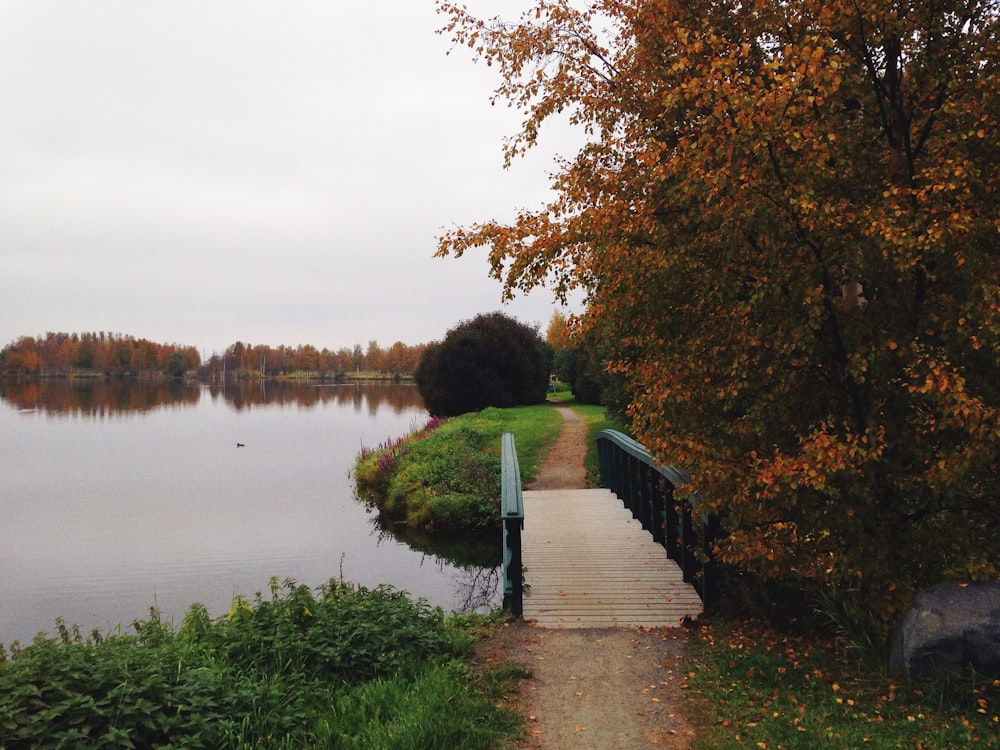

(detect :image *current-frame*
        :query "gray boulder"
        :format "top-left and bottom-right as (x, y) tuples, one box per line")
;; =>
(889, 580), (1000, 681)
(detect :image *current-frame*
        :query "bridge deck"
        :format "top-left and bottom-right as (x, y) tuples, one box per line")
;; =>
(521, 488), (703, 628)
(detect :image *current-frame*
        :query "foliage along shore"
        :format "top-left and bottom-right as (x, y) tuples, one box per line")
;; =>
(354, 404), (563, 530)
(353, 395), (627, 530)
(0, 577), (525, 749)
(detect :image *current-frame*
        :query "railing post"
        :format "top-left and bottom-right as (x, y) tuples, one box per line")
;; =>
(597, 436), (613, 492)
(624, 454), (637, 518)
(639, 463), (654, 536)
(700, 511), (722, 607)
(501, 432), (524, 616)
(596, 429), (721, 610)
(664, 477), (680, 561)
(647, 471), (673, 557)
(680, 498), (696, 583)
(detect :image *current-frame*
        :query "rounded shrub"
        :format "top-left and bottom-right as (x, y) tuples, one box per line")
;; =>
(415, 312), (553, 417)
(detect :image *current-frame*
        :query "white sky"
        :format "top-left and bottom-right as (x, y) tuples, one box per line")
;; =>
(0, 1), (581, 356)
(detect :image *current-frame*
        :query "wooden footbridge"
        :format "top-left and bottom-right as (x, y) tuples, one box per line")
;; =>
(501, 431), (719, 629)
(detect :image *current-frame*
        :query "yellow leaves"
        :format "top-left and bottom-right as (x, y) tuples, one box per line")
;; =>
(228, 596), (252, 621)
(752, 422), (884, 504)
(439, 0), (1000, 613)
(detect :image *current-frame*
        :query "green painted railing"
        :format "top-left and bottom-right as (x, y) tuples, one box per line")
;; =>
(595, 429), (721, 607)
(500, 432), (524, 615)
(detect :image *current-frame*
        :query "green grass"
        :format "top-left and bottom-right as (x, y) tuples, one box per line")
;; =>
(686, 619), (1000, 749)
(449, 403), (564, 484)
(0, 578), (525, 749)
(354, 404), (562, 529)
(545, 380), (575, 402)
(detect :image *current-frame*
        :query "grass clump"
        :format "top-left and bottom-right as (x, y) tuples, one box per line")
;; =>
(685, 619), (1000, 749)
(354, 404), (562, 529)
(0, 578), (524, 749)
(565, 400), (628, 486)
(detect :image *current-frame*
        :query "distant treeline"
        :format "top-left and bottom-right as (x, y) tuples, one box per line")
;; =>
(1, 332), (428, 379)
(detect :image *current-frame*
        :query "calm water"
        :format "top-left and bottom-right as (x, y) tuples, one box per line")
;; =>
(0, 380), (500, 646)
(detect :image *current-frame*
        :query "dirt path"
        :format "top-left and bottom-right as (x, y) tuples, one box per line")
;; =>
(482, 402), (697, 748)
(525, 402), (588, 490)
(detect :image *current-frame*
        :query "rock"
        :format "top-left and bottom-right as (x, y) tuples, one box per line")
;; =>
(889, 580), (1000, 681)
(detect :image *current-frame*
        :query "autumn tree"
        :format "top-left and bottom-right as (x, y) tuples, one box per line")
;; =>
(291, 344), (321, 373)
(545, 311), (573, 351)
(544, 310), (620, 405)
(0, 332), (202, 377)
(3, 337), (41, 374)
(437, 0), (1000, 628)
(383, 340), (424, 376)
(365, 340), (385, 373)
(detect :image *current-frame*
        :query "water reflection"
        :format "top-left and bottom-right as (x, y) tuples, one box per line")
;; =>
(373, 522), (503, 613)
(0, 380), (502, 645)
(378, 522), (502, 569)
(0, 379), (423, 417)
(2, 379), (200, 415)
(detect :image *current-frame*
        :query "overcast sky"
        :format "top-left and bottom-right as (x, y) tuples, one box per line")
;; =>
(0, 1), (581, 356)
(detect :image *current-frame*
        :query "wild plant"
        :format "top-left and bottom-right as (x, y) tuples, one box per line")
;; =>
(354, 416), (444, 502)
(0, 576), (521, 749)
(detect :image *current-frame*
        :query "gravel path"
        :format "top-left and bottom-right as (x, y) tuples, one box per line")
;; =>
(483, 402), (698, 748)
(525, 402), (588, 491)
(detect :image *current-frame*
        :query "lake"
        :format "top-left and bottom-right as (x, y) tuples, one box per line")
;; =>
(0, 379), (501, 646)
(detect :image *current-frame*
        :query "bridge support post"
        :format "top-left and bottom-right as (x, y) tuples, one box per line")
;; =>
(501, 432), (524, 616)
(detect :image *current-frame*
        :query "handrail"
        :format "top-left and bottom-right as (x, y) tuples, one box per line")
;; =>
(500, 432), (524, 615)
(595, 429), (721, 607)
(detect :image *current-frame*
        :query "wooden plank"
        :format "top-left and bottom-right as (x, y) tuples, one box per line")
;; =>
(520, 488), (703, 628)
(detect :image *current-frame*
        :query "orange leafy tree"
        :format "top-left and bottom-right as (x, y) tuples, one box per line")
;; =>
(436, 0), (1000, 629)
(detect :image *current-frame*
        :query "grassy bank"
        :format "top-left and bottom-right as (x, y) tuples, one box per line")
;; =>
(685, 619), (999, 749)
(563, 401), (628, 485)
(354, 404), (562, 529)
(0, 578), (524, 749)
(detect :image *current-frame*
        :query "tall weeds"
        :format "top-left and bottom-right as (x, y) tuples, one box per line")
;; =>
(0, 577), (523, 749)
(353, 405), (562, 530)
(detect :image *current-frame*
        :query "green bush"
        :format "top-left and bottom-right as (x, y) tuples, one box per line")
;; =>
(384, 425), (501, 528)
(415, 312), (553, 417)
(554, 345), (604, 404)
(0, 578), (523, 749)
(213, 578), (458, 683)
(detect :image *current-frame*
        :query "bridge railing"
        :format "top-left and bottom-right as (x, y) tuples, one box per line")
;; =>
(500, 432), (524, 616)
(596, 429), (721, 607)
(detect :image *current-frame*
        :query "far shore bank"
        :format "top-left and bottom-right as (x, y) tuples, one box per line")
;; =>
(3, 370), (415, 382)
